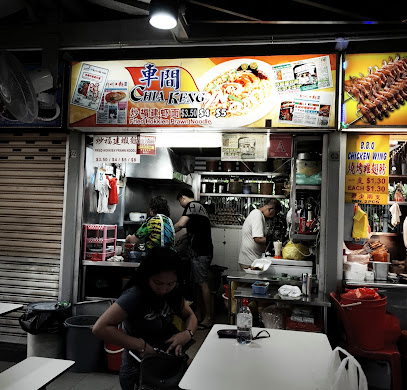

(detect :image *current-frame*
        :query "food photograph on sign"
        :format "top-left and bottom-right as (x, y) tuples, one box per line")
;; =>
(343, 52), (407, 127)
(68, 54), (336, 129)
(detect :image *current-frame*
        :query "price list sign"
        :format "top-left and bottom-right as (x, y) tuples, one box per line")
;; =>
(345, 134), (389, 205)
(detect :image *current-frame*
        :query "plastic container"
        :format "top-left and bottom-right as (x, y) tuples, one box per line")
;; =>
(340, 293), (387, 350)
(64, 315), (103, 372)
(104, 342), (124, 372)
(252, 281), (269, 294)
(371, 261), (390, 281)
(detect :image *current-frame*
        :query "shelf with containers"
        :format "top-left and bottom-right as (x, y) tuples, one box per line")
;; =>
(198, 171), (290, 226)
(288, 135), (327, 298)
(82, 224), (117, 262)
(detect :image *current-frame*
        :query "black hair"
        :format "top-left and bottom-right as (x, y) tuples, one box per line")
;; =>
(124, 247), (183, 312)
(149, 196), (170, 217)
(266, 198), (282, 213)
(176, 188), (194, 200)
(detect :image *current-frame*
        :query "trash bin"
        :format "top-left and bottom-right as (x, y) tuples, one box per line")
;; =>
(64, 315), (103, 372)
(341, 293), (387, 350)
(19, 301), (71, 359)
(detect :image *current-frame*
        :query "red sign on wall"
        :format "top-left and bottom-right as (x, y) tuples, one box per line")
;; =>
(268, 135), (293, 157)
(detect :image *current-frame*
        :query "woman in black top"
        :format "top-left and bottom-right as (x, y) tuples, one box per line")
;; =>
(93, 247), (197, 390)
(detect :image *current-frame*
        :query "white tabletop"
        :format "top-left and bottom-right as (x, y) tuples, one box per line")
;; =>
(0, 303), (23, 315)
(0, 357), (75, 390)
(179, 324), (332, 390)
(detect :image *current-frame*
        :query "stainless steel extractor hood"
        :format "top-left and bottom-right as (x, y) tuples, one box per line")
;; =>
(125, 147), (192, 184)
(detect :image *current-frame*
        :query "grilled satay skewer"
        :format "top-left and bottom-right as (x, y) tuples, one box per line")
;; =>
(356, 103), (376, 124)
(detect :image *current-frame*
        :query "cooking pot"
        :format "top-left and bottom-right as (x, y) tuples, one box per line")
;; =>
(206, 160), (219, 172)
(221, 161), (236, 172)
(239, 161), (254, 172)
(274, 182), (284, 195)
(201, 182), (214, 193)
(260, 182), (274, 195)
(242, 184), (252, 194)
(129, 212), (147, 222)
(229, 181), (242, 194)
(215, 183), (228, 193)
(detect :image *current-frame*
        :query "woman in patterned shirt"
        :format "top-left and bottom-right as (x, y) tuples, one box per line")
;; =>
(126, 196), (175, 254)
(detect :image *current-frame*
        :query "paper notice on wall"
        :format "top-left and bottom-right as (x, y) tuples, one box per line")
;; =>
(272, 55), (333, 94)
(93, 135), (140, 164)
(97, 81), (129, 124)
(277, 91), (333, 127)
(71, 63), (109, 111)
(221, 133), (268, 161)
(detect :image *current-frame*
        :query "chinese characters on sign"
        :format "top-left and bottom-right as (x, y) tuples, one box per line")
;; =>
(345, 135), (389, 205)
(93, 135), (157, 164)
(69, 54), (336, 129)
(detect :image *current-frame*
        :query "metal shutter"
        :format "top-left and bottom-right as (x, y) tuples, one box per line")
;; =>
(0, 131), (67, 343)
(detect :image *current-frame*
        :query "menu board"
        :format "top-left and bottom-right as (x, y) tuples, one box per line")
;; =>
(343, 52), (407, 128)
(69, 54), (336, 129)
(345, 134), (389, 205)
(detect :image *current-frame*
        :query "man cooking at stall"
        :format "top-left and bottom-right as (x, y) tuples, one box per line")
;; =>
(238, 198), (287, 269)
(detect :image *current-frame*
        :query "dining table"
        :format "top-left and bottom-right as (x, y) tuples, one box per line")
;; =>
(179, 324), (333, 390)
(0, 303), (23, 315)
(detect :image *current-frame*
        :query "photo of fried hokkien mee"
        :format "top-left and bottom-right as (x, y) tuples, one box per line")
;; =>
(201, 62), (273, 117)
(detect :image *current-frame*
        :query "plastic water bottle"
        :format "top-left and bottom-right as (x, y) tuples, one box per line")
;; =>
(237, 299), (252, 345)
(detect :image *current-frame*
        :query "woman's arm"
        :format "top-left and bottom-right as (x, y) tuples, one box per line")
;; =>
(92, 302), (154, 356)
(164, 300), (198, 355)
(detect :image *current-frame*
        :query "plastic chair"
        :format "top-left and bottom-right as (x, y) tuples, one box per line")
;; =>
(330, 292), (402, 390)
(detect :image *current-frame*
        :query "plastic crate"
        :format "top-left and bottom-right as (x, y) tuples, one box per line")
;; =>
(252, 281), (269, 295)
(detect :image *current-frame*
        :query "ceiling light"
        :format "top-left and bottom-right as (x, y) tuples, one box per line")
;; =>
(149, 0), (178, 30)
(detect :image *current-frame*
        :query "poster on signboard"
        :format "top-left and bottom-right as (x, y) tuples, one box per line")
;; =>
(345, 134), (389, 205)
(71, 63), (109, 111)
(68, 54), (336, 129)
(343, 52), (407, 128)
(221, 133), (267, 161)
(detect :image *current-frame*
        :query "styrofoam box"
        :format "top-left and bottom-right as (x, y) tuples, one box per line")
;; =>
(257, 257), (313, 277)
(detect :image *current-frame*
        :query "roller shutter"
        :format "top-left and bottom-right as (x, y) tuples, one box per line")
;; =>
(0, 131), (67, 343)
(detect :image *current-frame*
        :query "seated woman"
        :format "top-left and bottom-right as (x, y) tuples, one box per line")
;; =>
(93, 247), (198, 390)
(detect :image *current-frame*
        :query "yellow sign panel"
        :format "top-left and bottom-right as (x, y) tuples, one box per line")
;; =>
(345, 176), (388, 194)
(345, 134), (389, 205)
(345, 193), (388, 205)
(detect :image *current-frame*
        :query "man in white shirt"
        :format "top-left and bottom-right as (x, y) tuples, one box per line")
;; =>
(238, 199), (282, 269)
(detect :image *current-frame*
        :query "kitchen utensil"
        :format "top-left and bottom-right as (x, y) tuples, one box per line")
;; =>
(129, 212), (148, 222)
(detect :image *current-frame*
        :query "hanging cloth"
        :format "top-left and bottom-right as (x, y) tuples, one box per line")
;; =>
(389, 203), (402, 226)
(352, 205), (368, 239)
(107, 175), (119, 205)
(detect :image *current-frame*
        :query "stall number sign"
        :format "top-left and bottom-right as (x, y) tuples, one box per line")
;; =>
(93, 135), (154, 164)
(345, 135), (389, 205)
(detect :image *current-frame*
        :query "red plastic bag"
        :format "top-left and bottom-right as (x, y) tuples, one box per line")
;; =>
(342, 287), (380, 300)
